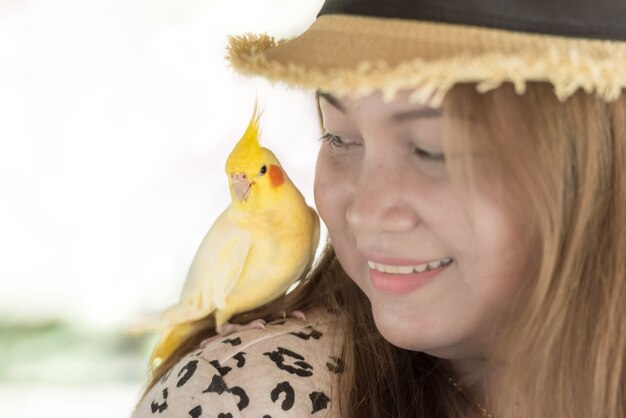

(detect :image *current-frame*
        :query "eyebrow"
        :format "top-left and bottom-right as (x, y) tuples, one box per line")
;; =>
(316, 91), (346, 113)
(316, 90), (443, 123)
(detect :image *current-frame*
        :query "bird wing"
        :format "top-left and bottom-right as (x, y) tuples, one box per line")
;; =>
(209, 229), (252, 310)
(128, 207), (252, 332)
(178, 206), (252, 315)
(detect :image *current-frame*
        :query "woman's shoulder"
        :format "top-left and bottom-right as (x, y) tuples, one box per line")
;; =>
(131, 307), (344, 418)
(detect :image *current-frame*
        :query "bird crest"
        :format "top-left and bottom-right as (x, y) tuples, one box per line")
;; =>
(226, 99), (263, 173)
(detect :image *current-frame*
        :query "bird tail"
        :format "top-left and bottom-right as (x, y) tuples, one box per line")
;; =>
(127, 304), (209, 334)
(149, 320), (213, 370)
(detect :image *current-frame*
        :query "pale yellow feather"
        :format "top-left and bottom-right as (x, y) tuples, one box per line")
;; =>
(130, 100), (320, 369)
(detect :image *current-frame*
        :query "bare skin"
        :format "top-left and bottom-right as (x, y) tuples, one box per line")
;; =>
(313, 88), (533, 410)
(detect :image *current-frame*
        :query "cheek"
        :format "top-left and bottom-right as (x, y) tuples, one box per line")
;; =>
(313, 150), (352, 231)
(465, 197), (535, 304)
(314, 150), (364, 278)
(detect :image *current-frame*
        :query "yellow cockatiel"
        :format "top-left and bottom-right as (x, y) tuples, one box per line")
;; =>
(132, 102), (320, 368)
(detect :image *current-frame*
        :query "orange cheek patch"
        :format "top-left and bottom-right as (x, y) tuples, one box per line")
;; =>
(269, 164), (284, 188)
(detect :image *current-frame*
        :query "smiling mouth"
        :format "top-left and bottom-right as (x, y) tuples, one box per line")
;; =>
(367, 257), (454, 274)
(368, 258), (453, 294)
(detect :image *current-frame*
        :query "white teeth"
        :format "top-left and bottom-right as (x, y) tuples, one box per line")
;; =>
(415, 263), (428, 273)
(427, 261), (440, 271)
(383, 265), (398, 274)
(368, 257), (453, 275)
(396, 265), (414, 274)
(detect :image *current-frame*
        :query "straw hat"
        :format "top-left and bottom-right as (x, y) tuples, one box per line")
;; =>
(226, 0), (626, 106)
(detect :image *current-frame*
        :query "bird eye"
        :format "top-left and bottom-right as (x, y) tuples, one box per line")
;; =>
(259, 165), (267, 175)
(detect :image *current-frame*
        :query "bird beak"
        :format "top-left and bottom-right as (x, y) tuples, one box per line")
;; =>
(231, 172), (252, 202)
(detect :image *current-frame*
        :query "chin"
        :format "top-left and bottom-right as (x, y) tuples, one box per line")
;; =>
(369, 298), (468, 356)
(370, 301), (431, 350)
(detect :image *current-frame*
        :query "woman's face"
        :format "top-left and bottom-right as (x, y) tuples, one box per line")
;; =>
(314, 89), (533, 360)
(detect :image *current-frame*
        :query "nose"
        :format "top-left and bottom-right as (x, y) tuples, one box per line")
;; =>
(346, 159), (421, 233)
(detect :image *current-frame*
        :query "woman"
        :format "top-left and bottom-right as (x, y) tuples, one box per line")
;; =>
(132, 0), (626, 416)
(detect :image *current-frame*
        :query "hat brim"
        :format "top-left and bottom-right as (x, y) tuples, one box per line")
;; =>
(227, 15), (626, 106)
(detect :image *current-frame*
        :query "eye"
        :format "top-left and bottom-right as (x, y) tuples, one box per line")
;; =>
(318, 133), (359, 151)
(414, 147), (445, 162)
(259, 165), (267, 175)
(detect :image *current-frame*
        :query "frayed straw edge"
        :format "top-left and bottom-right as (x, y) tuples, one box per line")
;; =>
(226, 33), (626, 107)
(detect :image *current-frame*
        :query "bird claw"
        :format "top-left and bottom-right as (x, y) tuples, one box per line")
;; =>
(197, 312), (305, 349)
(288, 310), (306, 320)
(220, 318), (266, 335)
(199, 319), (267, 348)
(279, 310), (306, 321)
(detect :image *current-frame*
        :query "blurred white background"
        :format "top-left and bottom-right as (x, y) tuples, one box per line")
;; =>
(0, 0), (325, 416)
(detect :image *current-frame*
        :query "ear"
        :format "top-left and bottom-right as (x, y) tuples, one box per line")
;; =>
(269, 164), (284, 188)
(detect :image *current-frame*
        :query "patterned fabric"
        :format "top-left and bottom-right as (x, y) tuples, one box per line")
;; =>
(131, 308), (343, 417)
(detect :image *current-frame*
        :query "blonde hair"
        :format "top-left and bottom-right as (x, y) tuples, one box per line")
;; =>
(139, 82), (625, 418)
(444, 82), (626, 417)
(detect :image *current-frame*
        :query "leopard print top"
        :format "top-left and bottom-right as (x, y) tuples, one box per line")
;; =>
(131, 308), (343, 417)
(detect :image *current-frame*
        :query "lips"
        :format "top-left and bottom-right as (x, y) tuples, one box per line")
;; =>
(359, 250), (445, 267)
(368, 259), (452, 295)
(368, 257), (453, 274)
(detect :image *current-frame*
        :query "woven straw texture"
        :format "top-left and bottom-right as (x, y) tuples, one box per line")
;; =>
(227, 15), (626, 106)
